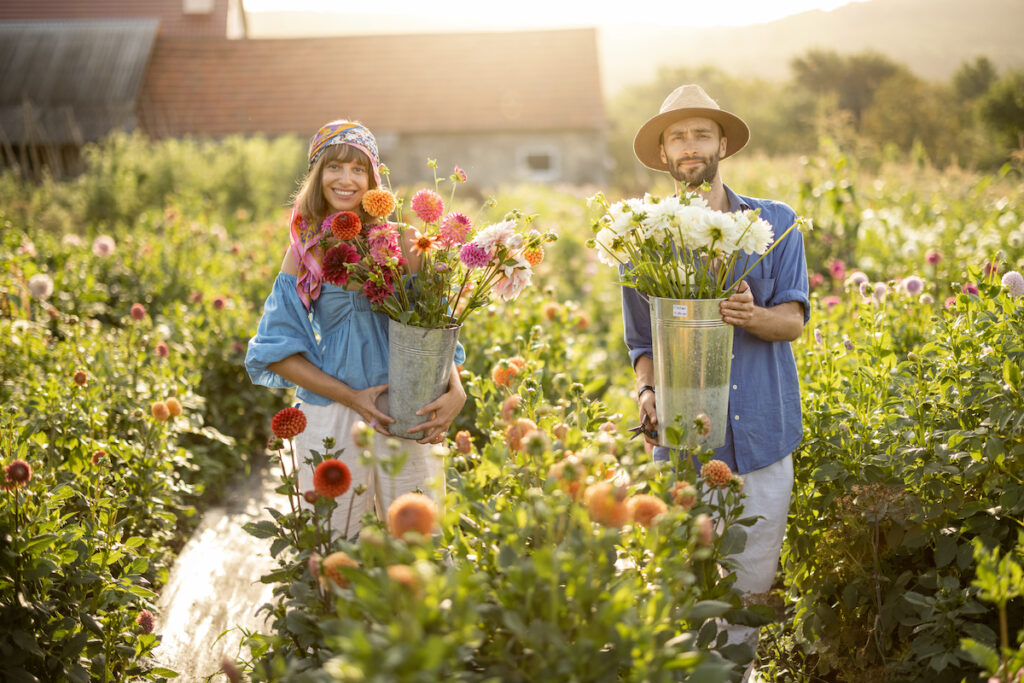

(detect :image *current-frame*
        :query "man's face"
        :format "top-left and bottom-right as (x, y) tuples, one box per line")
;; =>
(658, 117), (728, 189)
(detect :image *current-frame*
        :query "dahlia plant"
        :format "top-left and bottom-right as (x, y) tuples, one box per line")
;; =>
(587, 189), (804, 300)
(317, 162), (555, 329)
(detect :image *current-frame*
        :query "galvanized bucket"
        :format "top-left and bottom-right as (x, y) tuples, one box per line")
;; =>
(376, 318), (461, 440)
(649, 297), (733, 450)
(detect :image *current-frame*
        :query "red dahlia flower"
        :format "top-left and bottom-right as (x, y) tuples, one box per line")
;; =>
(323, 243), (360, 286)
(4, 459), (32, 488)
(271, 407), (307, 439)
(326, 211), (362, 241)
(313, 458), (352, 498)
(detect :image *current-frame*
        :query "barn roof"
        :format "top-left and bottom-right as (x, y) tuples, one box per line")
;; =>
(137, 27), (605, 138)
(0, 19), (158, 145)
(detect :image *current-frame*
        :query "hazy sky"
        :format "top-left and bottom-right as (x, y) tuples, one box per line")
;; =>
(243, 0), (867, 28)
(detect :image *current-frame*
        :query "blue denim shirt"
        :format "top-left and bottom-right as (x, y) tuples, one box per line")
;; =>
(621, 186), (810, 474)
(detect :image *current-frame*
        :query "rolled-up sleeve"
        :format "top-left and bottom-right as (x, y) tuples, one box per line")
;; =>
(620, 272), (653, 369)
(763, 203), (810, 324)
(245, 272), (323, 388)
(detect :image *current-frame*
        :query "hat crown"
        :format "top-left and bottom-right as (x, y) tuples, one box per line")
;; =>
(660, 84), (721, 115)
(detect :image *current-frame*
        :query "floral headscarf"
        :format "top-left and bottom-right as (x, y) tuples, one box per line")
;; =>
(291, 121), (382, 309)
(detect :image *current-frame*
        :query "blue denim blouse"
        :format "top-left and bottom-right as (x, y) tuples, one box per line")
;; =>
(246, 272), (466, 406)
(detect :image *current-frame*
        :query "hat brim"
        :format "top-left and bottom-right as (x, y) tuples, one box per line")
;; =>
(633, 107), (750, 172)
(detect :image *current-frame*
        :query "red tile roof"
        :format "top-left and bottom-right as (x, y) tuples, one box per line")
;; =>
(137, 28), (605, 137)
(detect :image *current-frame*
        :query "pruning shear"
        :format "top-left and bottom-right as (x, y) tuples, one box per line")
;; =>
(628, 412), (658, 441)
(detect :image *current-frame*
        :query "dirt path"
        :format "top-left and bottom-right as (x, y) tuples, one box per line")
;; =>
(153, 460), (282, 681)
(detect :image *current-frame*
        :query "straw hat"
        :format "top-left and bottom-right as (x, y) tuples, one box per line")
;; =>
(633, 84), (750, 171)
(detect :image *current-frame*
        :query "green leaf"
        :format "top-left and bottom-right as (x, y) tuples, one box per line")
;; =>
(687, 600), (732, 621)
(81, 612), (103, 636)
(1002, 359), (1020, 390)
(934, 534), (957, 567)
(127, 584), (158, 600)
(123, 536), (146, 548)
(244, 520), (279, 539)
(718, 525), (747, 556)
(148, 668), (180, 678)
(20, 533), (58, 554)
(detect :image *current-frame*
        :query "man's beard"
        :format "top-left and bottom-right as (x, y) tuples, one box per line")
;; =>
(667, 152), (720, 189)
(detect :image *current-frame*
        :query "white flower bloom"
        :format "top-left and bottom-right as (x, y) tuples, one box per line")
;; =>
(473, 220), (517, 254)
(92, 234), (116, 257)
(593, 227), (628, 267)
(28, 273), (54, 300)
(734, 211), (774, 255)
(670, 205), (714, 251)
(1001, 270), (1024, 298)
(61, 234), (84, 248)
(607, 198), (645, 237)
(700, 211), (740, 253)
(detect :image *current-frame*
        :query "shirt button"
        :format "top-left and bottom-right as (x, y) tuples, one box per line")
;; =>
(732, 384), (738, 390)
(734, 415), (739, 420)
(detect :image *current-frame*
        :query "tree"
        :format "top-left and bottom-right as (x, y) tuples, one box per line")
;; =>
(791, 50), (905, 127)
(980, 71), (1024, 150)
(953, 56), (998, 101)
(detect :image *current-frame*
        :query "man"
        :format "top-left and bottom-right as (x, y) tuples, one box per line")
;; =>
(623, 84), (809, 675)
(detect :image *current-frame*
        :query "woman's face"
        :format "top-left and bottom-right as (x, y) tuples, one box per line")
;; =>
(320, 153), (370, 214)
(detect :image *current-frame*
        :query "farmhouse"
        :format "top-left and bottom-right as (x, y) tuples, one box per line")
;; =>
(0, 0), (608, 186)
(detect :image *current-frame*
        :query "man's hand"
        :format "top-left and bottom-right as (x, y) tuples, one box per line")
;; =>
(638, 389), (659, 446)
(720, 280), (755, 328)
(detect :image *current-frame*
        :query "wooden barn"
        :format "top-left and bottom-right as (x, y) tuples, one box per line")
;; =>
(0, 0), (608, 186)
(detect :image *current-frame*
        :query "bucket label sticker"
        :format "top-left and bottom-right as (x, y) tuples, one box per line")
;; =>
(673, 304), (689, 318)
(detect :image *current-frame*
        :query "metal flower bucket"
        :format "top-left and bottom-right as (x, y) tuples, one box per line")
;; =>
(376, 318), (461, 440)
(649, 297), (733, 450)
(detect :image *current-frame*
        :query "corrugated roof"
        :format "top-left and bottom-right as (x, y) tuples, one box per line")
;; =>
(0, 19), (158, 144)
(137, 27), (606, 138)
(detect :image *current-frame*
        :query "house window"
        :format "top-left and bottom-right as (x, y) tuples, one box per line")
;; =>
(183, 0), (215, 14)
(517, 145), (561, 182)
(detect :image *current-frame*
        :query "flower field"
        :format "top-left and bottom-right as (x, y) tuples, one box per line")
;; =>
(2, 132), (1023, 682)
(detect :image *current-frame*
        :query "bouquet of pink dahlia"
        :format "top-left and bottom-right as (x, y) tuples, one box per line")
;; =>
(322, 164), (554, 329)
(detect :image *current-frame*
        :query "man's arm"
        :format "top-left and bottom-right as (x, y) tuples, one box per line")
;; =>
(720, 281), (805, 342)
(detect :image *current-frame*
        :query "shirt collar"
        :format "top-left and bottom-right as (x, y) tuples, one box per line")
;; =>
(724, 185), (751, 213)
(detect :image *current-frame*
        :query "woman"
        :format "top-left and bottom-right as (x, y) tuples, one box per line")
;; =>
(245, 120), (465, 537)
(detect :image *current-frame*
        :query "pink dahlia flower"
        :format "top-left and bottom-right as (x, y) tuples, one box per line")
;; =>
(439, 212), (473, 246)
(411, 189), (444, 223)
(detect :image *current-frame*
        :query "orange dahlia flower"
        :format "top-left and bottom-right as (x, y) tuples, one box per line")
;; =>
(321, 551), (359, 588)
(362, 188), (397, 218)
(627, 494), (668, 528)
(388, 492), (437, 540)
(584, 481), (630, 528)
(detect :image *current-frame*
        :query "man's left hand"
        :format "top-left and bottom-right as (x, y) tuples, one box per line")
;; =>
(720, 280), (755, 328)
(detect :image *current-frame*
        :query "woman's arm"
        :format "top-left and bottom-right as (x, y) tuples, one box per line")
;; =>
(269, 245), (393, 433)
(267, 354), (394, 432)
(400, 225), (422, 275)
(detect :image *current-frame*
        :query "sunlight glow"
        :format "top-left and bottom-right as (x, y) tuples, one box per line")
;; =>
(242, 0), (864, 29)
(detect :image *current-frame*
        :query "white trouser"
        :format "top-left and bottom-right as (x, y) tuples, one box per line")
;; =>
(717, 454), (793, 679)
(288, 401), (445, 539)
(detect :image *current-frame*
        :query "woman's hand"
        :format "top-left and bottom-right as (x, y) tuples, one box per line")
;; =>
(409, 366), (466, 444)
(350, 384), (394, 436)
